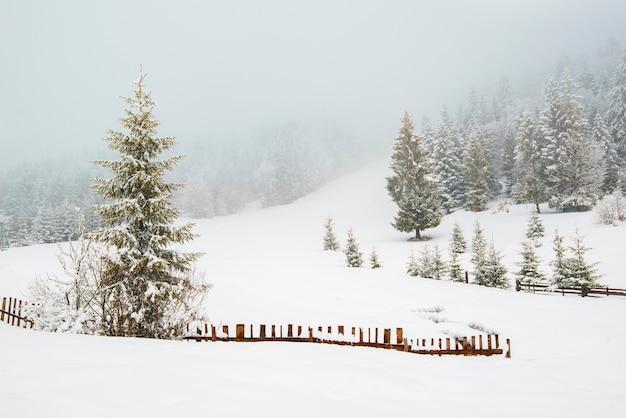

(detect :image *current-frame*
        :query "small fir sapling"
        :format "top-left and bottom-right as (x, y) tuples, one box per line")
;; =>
(516, 239), (546, 284)
(525, 211), (545, 247)
(369, 247), (382, 269)
(344, 227), (364, 267)
(450, 221), (467, 254)
(322, 216), (340, 251)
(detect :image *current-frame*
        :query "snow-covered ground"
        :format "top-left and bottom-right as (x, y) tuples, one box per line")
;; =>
(1, 160), (626, 417)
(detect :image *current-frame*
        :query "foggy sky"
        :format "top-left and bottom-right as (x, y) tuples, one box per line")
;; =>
(1, 0), (625, 167)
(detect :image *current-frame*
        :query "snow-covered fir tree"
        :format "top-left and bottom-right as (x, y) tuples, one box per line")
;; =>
(416, 245), (447, 280)
(563, 229), (602, 289)
(407, 250), (419, 277)
(386, 112), (445, 240)
(322, 216), (340, 251)
(369, 247), (381, 269)
(448, 248), (465, 282)
(606, 54), (626, 162)
(344, 227), (363, 267)
(450, 221), (467, 254)
(470, 220), (487, 269)
(591, 112), (622, 193)
(88, 69), (209, 338)
(516, 239), (546, 284)
(432, 107), (465, 212)
(551, 228), (568, 288)
(542, 72), (603, 211)
(477, 241), (509, 288)
(511, 111), (549, 213)
(463, 124), (498, 211)
(525, 211), (545, 247)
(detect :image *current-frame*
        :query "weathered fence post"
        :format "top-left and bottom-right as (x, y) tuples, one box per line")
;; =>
(338, 325), (344, 335)
(383, 329), (391, 346)
(506, 338), (511, 358)
(236, 324), (245, 341)
(1, 297), (6, 322)
(260, 324), (266, 339)
(271, 325), (276, 338)
(465, 271), (469, 284)
(287, 324), (293, 338)
(396, 328), (403, 344)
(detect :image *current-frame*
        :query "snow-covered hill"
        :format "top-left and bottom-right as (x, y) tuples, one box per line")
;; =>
(1, 160), (625, 418)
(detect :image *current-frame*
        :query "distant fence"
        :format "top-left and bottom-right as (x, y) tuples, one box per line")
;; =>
(185, 323), (510, 358)
(515, 280), (626, 297)
(1, 297), (34, 329)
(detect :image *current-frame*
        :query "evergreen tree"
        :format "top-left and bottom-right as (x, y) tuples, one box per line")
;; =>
(430, 244), (448, 280)
(450, 221), (467, 254)
(432, 107), (465, 212)
(542, 72), (603, 211)
(463, 124), (497, 211)
(369, 247), (381, 269)
(525, 211), (545, 247)
(606, 54), (626, 162)
(416, 244), (447, 280)
(516, 239), (546, 284)
(89, 69), (208, 338)
(448, 248), (465, 282)
(591, 112), (621, 193)
(322, 216), (340, 251)
(387, 112), (445, 240)
(344, 227), (363, 267)
(551, 228), (568, 288)
(511, 111), (549, 212)
(563, 229), (602, 288)
(407, 250), (419, 277)
(479, 241), (509, 288)
(470, 220), (487, 281)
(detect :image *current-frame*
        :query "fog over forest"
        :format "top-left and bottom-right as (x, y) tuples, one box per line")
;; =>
(2, 0), (625, 166)
(1, 1), (626, 243)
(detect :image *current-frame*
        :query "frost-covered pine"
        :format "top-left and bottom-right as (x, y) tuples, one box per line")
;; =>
(563, 229), (602, 289)
(475, 241), (509, 288)
(525, 211), (545, 247)
(542, 72), (603, 211)
(470, 220), (486, 268)
(432, 107), (466, 212)
(463, 124), (498, 211)
(386, 112), (445, 240)
(430, 244), (448, 280)
(88, 69), (209, 339)
(344, 227), (363, 267)
(551, 228), (568, 288)
(516, 239), (545, 284)
(322, 216), (340, 251)
(407, 250), (419, 276)
(511, 111), (548, 213)
(606, 54), (626, 161)
(450, 221), (467, 254)
(448, 248), (465, 282)
(369, 247), (381, 269)
(590, 112), (621, 194)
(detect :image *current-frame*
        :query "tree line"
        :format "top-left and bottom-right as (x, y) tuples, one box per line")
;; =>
(386, 42), (626, 240)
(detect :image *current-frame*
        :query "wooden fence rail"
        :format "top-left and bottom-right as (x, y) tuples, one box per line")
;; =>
(1, 297), (34, 329)
(184, 323), (510, 358)
(515, 280), (626, 297)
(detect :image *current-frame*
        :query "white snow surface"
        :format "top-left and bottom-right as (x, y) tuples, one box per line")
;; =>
(1, 160), (626, 417)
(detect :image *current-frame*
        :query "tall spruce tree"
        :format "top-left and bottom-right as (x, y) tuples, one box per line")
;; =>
(432, 107), (465, 212)
(463, 124), (497, 211)
(525, 211), (545, 247)
(386, 112), (444, 240)
(542, 72), (603, 211)
(89, 69), (207, 338)
(511, 111), (549, 212)
(606, 54), (626, 162)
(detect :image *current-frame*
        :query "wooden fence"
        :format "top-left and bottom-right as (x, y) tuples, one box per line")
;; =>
(184, 323), (510, 358)
(1, 297), (33, 329)
(515, 280), (626, 297)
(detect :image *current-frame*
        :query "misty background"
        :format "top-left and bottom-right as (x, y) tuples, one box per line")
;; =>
(1, 0), (626, 243)
(2, 0), (625, 165)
